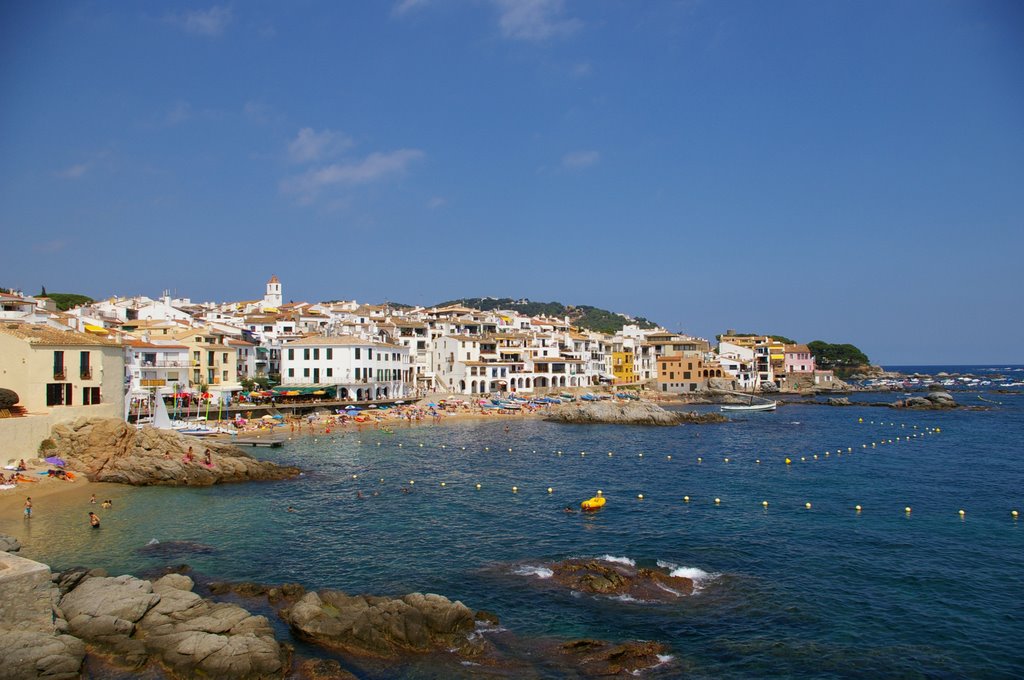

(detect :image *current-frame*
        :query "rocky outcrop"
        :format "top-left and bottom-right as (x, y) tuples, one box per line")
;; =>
(281, 590), (483, 659)
(59, 571), (287, 679)
(549, 559), (694, 601)
(545, 401), (725, 426)
(893, 389), (958, 410)
(45, 417), (300, 486)
(828, 397), (852, 406)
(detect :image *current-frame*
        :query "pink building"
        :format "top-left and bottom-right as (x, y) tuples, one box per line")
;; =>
(784, 344), (816, 373)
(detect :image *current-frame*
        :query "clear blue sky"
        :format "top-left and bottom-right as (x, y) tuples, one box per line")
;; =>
(2, 1), (1022, 364)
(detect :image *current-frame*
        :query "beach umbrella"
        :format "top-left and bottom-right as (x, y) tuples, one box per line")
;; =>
(345, 405), (356, 410)
(427, 403), (437, 408)
(395, 400), (405, 404)
(44, 456), (66, 467)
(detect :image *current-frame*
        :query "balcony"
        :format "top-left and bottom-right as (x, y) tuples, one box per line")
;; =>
(80, 369), (93, 380)
(53, 369), (66, 381)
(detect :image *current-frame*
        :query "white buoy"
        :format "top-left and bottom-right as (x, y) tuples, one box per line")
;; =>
(905, 506), (912, 514)
(855, 505), (862, 512)
(805, 502), (812, 509)
(714, 497), (721, 505)
(352, 474), (357, 479)
(512, 486), (518, 493)
(958, 509), (965, 517)
(756, 459), (760, 464)
(547, 487), (553, 494)
(667, 455), (672, 460)
(724, 457), (729, 463)
(476, 483), (481, 489)
(637, 494), (644, 500)
(1012, 510), (1019, 518)
(697, 457), (703, 463)
(638, 453), (643, 458)
(440, 482), (446, 487)
(683, 495), (690, 503)
(596, 489), (603, 496)
(762, 500), (769, 507)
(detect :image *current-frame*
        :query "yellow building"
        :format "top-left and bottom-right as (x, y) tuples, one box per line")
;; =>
(611, 350), (636, 384)
(167, 328), (241, 395)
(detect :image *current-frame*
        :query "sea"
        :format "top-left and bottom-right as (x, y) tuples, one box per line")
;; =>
(3, 365), (1023, 678)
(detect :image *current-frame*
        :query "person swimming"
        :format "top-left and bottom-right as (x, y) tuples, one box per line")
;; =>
(88, 512), (100, 528)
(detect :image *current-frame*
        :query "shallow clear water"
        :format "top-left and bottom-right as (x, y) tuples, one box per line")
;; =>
(5, 389), (1024, 678)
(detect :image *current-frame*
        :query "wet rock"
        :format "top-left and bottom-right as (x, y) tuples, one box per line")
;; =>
(474, 610), (500, 626)
(281, 590), (481, 659)
(827, 397), (851, 406)
(544, 559), (694, 601)
(45, 417), (301, 486)
(559, 638), (673, 676)
(894, 391), (957, 409)
(296, 658), (359, 680)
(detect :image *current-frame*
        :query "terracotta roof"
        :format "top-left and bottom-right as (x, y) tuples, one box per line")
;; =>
(285, 335), (404, 350)
(268, 275), (280, 283)
(0, 322), (120, 347)
(126, 339), (189, 350)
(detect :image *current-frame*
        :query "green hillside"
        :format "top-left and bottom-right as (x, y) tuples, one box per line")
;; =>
(434, 297), (660, 334)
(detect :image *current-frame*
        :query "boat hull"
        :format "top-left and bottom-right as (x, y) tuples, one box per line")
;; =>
(721, 401), (777, 412)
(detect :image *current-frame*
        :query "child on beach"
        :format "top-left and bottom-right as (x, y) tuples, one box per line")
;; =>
(24, 496), (32, 518)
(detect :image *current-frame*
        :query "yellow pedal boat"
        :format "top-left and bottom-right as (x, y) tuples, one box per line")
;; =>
(580, 496), (606, 511)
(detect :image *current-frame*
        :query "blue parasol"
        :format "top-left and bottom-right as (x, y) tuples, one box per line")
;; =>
(44, 456), (66, 467)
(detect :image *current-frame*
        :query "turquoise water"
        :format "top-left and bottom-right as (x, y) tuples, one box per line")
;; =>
(5, 390), (1024, 678)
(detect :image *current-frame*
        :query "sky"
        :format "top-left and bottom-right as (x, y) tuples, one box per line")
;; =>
(1, 1), (1022, 365)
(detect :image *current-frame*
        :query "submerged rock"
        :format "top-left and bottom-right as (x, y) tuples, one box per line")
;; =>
(136, 539), (217, 559)
(893, 390), (958, 410)
(281, 590), (482, 659)
(558, 638), (674, 676)
(46, 417), (301, 486)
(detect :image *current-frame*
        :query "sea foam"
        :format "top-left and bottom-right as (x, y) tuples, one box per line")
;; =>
(598, 554), (636, 566)
(513, 565), (553, 579)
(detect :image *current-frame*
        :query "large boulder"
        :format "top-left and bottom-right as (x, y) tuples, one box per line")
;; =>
(0, 534), (21, 553)
(0, 630), (86, 680)
(557, 638), (674, 676)
(45, 417), (300, 486)
(281, 590), (481, 659)
(894, 390), (957, 410)
(59, 572), (287, 679)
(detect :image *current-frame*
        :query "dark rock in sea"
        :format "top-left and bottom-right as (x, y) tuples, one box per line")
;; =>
(207, 580), (307, 605)
(45, 417), (301, 486)
(558, 638), (673, 676)
(280, 590), (483, 659)
(543, 559), (694, 601)
(475, 610), (500, 626)
(827, 397), (852, 406)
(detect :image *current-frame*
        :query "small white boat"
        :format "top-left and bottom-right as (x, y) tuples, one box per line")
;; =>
(721, 401), (777, 412)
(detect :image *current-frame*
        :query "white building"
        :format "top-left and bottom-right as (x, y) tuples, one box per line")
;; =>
(263, 275), (283, 310)
(280, 335), (411, 401)
(125, 338), (190, 398)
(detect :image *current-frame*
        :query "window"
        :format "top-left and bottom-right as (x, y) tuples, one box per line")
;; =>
(193, 351), (200, 362)
(355, 348), (360, 360)
(368, 349), (373, 360)
(288, 348), (294, 360)
(288, 368), (295, 377)
(46, 383), (72, 406)
(303, 368), (310, 377)
(207, 351), (215, 366)
(80, 351), (91, 379)
(82, 387), (101, 405)
(53, 351), (65, 380)
(326, 368), (333, 377)
(326, 348), (333, 360)
(683, 372), (691, 379)
(313, 348), (319, 360)
(223, 370), (228, 381)
(304, 348), (310, 360)
(223, 352), (228, 363)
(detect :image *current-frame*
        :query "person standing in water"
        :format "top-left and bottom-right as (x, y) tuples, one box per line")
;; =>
(24, 497), (32, 518)
(88, 512), (100, 528)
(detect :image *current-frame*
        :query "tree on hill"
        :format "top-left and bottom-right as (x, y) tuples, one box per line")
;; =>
(807, 341), (869, 368)
(434, 297), (659, 334)
(43, 292), (95, 311)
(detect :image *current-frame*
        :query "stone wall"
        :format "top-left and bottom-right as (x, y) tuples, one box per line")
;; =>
(0, 551), (57, 633)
